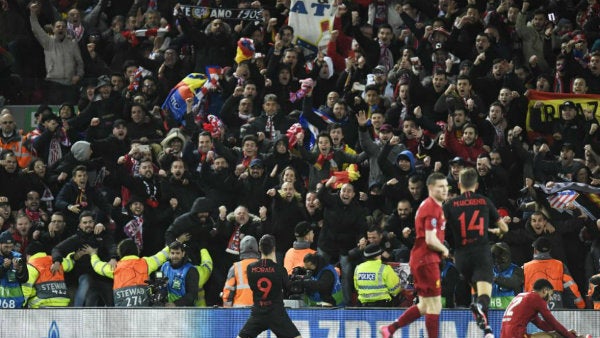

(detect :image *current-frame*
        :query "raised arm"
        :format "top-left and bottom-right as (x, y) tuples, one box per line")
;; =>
(29, 2), (51, 49)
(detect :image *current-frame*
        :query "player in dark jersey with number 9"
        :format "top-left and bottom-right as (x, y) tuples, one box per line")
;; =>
(443, 167), (509, 338)
(237, 234), (302, 338)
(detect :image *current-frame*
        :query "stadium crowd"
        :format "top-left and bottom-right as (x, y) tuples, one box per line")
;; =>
(1, 0), (600, 309)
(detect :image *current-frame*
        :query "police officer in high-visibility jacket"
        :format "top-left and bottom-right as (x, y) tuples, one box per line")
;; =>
(524, 237), (585, 309)
(22, 241), (74, 308)
(85, 237), (176, 307)
(0, 231), (28, 308)
(354, 243), (401, 307)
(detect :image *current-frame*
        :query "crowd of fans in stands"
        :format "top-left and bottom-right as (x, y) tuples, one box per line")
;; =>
(1, 0), (600, 307)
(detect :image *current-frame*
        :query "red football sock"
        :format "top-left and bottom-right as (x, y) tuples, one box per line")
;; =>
(425, 314), (440, 338)
(390, 305), (421, 333)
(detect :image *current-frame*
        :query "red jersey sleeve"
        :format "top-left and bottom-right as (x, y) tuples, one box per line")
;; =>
(531, 316), (555, 332)
(537, 297), (576, 338)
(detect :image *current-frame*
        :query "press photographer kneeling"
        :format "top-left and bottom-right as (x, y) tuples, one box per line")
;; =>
(289, 253), (343, 307)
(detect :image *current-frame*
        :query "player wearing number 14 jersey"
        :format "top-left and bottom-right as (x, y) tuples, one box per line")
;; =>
(443, 168), (508, 338)
(237, 235), (301, 338)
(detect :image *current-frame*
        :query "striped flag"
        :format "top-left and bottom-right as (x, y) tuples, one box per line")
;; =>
(298, 113), (319, 151)
(547, 190), (579, 209)
(298, 108), (339, 150)
(162, 73), (218, 126)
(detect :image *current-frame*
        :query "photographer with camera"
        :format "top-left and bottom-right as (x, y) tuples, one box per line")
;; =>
(83, 234), (189, 307)
(297, 253), (344, 307)
(0, 231), (28, 308)
(160, 241), (199, 307)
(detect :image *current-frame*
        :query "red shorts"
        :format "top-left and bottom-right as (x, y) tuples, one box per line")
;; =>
(411, 262), (441, 297)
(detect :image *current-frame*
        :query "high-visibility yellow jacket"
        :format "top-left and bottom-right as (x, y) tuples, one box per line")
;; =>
(22, 253), (74, 308)
(91, 246), (169, 307)
(195, 248), (213, 307)
(354, 259), (401, 304)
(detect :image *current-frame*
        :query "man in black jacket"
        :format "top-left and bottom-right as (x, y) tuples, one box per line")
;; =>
(239, 158), (268, 215)
(51, 211), (117, 306)
(266, 182), (308, 263)
(250, 94), (295, 142)
(164, 197), (215, 266)
(36, 212), (70, 253)
(160, 159), (203, 218)
(54, 165), (111, 231)
(88, 119), (130, 197)
(69, 76), (126, 139)
(317, 176), (368, 305)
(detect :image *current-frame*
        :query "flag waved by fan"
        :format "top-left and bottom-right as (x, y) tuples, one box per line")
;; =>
(127, 66), (152, 93)
(161, 73), (219, 125)
(323, 164), (360, 189)
(547, 190), (579, 210)
(203, 115), (224, 139)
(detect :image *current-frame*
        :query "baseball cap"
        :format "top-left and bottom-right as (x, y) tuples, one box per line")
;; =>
(379, 124), (393, 133)
(449, 156), (465, 165)
(532, 237), (551, 253)
(497, 207), (510, 218)
(373, 65), (387, 74)
(294, 221), (312, 237)
(0, 231), (14, 244)
(113, 119), (127, 128)
(249, 158), (263, 168)
(363, 243), (383, 258)
(95, 75), (111, 89)
(561, 142), (574, 152)
(0, 197), (10, 207)
(41, 113), (60, 124)
(560, 101), (576, 110)
(459, 60), (473, 69)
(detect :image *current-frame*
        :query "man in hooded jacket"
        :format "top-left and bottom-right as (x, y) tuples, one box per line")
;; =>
(164, 197), (215, 265)
(222, 236), (260, 307)
(164, 197), (220, 305)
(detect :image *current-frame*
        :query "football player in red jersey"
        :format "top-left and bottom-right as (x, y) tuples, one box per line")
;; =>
(501, 278), (590, 338)
(380, 172), (449, 338)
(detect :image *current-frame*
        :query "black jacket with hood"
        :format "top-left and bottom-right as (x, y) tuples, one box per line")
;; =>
(164, 197), (216, 265)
